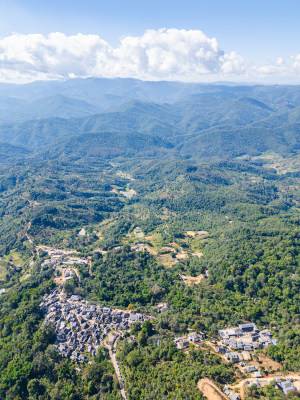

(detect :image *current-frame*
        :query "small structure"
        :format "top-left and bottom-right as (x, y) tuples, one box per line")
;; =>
(243, 365), (257, 373)
(188, 333), (203, 343)
(218, 328), (238, 339)
(216, 346), (226, 354)
(249, 380), (261, 389)
(177, 340), (189, 349)
(241, 351), (251, 361)
(226, 352), (240, 363)
(277, 379), (298, 395)
(223, 387), (241, 400)
(156, 303), (169, 313)
(238, 323), (257, 333)
(69, 295), (81, 302)
(133, 227), (144, 238)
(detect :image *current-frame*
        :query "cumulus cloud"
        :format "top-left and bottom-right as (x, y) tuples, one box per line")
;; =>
(250, 55), (300, 81)
(0, 29), (246, 82)
(0, 29), (299, 82)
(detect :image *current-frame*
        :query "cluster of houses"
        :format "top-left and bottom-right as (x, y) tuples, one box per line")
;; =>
(40, 248), (89, 283)
(40, 286), (149, 363)
(41, 248), (89, 269)
(218, 323), (276, 353)
(246, 378), (298, 396)
(174, 332), (205, 349)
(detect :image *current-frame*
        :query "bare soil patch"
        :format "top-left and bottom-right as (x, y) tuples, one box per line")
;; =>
(186, 230), (196, 236)
(257, 353), (282, 371)
(157, 254), (176, 267)
(197, 231), (209, 238)
(120, 189), (136, 198)
(159, 192), (172, 199)
(198, 378), (228, 400)
(192, 251), (203, 257)
(144, 245), (157, 256)
(180, 274), (204, 286)
(176, 252), (188, 260)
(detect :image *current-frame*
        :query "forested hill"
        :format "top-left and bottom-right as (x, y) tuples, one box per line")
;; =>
(1, 78), (300, 113)
(0, 81), (299, 159)
(43, 132), (175, 159)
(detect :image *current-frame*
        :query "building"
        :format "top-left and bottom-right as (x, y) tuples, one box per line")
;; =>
(188, 333), (203, 343)
(216, 346), (226, 354)
(241, 351), (251, 361)
(243, 365), (257, 373)
(238, 323), (257, 333)
(176, 340), (189, 349)
(226, 352), (240, 363)
(277, 380), (298, 395)
(69, 295), (81, 302)
(249, 380), (261, 389)
(223, 388), (241, 400)
(218, 328), (238, 339)
(228, 392), (241, 400)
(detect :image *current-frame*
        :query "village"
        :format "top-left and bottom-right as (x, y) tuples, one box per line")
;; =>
(38, 247), (299, 399)
(174, 322), (299, 399)
(40, 286), (149, 364)
(39, 247), (149, 368)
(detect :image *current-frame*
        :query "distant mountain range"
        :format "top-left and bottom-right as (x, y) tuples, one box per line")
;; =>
(0, 94), (100, 122)
(0, 78), (299, 160)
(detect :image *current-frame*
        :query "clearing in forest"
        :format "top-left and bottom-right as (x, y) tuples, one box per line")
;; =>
(180, 274), (205, 286)
(157, 254), (177, 267)
(197, 378), (229, 400)
(192, 251), (203, 257)
(255, 353), (282, 371)
(120, 189), (136, 198)
(186, 230), (209, 238)
(176, 252), (188, 260)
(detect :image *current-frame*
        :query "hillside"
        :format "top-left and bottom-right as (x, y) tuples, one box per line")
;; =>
(0, 95), (100, 123)
(0, 142), (31, 161)
(0, 78), (300, 111)
(43, 131), (175, 159)
(0, 90), (299, 159)
(0, 152), (299, 400)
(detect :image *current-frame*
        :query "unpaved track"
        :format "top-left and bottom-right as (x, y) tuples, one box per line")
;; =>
(197, 378), (229, 400)
(105, 334), (127, 399)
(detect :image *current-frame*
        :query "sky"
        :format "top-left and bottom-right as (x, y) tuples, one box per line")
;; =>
(0, 0), (299, 83)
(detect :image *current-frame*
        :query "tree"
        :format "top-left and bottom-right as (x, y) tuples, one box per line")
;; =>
(27, 379), (45, 400)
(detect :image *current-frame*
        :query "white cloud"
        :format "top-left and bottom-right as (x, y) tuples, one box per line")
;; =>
(250, 55), (300, 81)
(291, 54), (300, 74)
(0, 29), (245, 82)
(0, 29), (299, 83)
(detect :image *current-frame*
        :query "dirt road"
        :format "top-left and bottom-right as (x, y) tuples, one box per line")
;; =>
(105, 333), (127, 399)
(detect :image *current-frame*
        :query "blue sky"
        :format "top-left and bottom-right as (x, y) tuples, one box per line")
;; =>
(0, 0), (299, 83)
